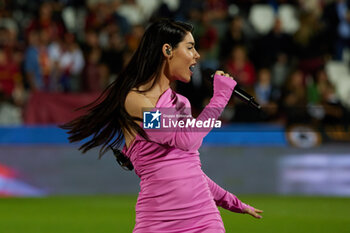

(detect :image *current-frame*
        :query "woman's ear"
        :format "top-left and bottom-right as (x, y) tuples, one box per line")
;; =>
(162, 44), (172, 57)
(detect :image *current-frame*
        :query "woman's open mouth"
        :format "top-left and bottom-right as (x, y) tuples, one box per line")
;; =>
(189, 64), (196, 74)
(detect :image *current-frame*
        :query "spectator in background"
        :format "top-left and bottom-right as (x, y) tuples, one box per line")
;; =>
(110, 0), (131, 36)
(48, 34), (63, 91)
(80, 29), (99, 52)
(122, 48), (135, 68)
(254, 18), (295, 92)
(282, 69), (308, 124)
(307, 67), (344, 124)
(152, 1), (176, 20)
(82, 47), (106, 93)
(254, 67), (279, 121)
(45, 31), (85, 92)
(322, 0), (350, 61)
(101, 31), (126, 79)
(193, 9), (220, 71)
(25, 2), (66, 42)
(24, 30), (43, 91)
(334, 0), (350, 61)
(224, 45), (256, 88)
(38, 29), (52, 91)
(0, 48), (23, 125)
(219, 15), (249, 61)
(271, 53), (290, 91)
(252, 17), (293, 68)
(56, 33), (85, 92)
(176, 0), (203, 22)
(254, 68), (279, 105)
(126, 24), (145, 52)
(95, 5), (123, 50)
(0, 8), (21, 57)
(98, 63), (111, 88)
(0, 6), (19, 36)
(298, 0), (323, 17)
(293, 11), (327, 75)
(322, 0), (342, 59)
(204, 0), (228, 21)
(0, 49), (23, 100)
(85, 1), (113, 32)
(307, 67), (337, 106)
(0, 22), (21, 63)
(0, 27), (7, 48)
(224, 45), (257, 123)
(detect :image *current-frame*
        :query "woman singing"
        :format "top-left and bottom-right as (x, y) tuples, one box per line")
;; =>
(62, 19), (263, 233)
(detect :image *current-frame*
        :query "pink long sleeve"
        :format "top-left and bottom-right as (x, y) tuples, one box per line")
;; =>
(145, 74), (237, 151)
(203, 173), (254, 213)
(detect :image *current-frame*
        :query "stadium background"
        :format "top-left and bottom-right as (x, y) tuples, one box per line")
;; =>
(1, 0), (350, 232)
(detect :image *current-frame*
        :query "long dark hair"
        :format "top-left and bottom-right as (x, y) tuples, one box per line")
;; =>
(61, 19), (193, 162)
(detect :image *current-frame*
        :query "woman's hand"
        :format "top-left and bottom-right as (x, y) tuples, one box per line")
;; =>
(244, 207), (264, 219)
(211, 70), (237, 96)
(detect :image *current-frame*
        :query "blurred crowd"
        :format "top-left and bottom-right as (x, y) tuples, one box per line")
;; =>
(0, 0), (349, 126)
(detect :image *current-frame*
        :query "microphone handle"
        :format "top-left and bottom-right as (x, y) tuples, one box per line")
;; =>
(234, 87), (261, 110)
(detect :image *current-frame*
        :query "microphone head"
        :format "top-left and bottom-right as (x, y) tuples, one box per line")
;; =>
(250, 99), (262, 111)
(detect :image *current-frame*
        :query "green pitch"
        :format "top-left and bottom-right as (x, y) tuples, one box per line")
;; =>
(1, 195), (349, 233)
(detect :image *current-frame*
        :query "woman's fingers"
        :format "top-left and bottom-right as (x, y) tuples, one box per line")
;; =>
(253, 212), (263, 219)
(214, 70), (235, 80)
(255, 208), (264, 213)
(215, 70), (225, 76)
(250, 209), (263, 219)
(215, 70), (231, 77)
(225, 73), (235, 80)
(245, 208), (263, 219)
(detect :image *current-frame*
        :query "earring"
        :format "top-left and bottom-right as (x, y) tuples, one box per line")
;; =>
(166, 48), (171, 55)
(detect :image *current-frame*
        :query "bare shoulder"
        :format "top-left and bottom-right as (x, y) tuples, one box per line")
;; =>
(125, 90), (153, 119)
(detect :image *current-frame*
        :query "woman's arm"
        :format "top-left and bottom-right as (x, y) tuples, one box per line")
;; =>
(203, 173), (263, 218)
(203, 173), (252, 213)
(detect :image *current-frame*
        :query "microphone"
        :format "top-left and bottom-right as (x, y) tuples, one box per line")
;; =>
(210, 74), (261, 111)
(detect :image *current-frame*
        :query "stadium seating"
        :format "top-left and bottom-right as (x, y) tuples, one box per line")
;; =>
(326, 61), (350, 108)
(278, 4), (300, 34)
(248, 4), (275, 34)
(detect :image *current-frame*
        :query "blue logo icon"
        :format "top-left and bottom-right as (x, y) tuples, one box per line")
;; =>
(143, 110), (161, 129)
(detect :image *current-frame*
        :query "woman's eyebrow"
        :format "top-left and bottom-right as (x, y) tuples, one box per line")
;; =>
(187, 42), (195, 46)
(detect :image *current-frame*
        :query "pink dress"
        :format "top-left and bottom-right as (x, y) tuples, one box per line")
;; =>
(122, 75), (254, 233)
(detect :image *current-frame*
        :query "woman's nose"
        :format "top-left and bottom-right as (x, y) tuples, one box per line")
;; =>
(195, 50), (200, 60)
